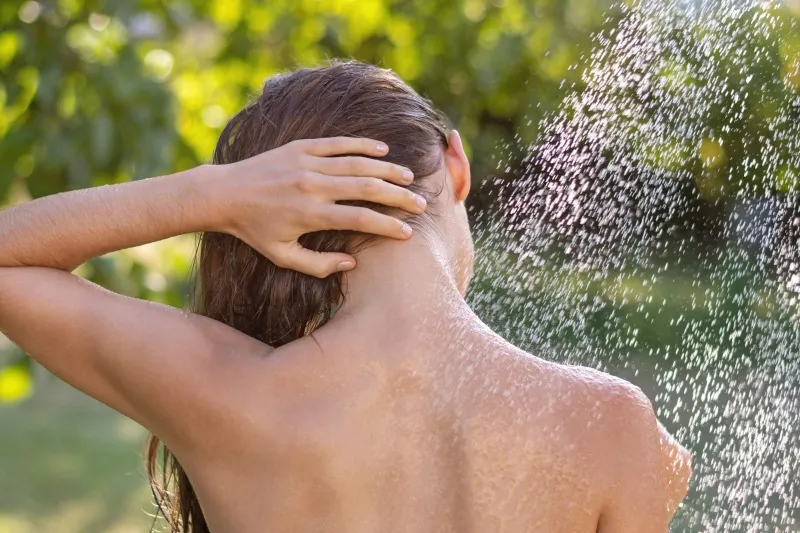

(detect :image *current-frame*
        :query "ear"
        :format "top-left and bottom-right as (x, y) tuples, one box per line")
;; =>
(445, 130), (471, 202)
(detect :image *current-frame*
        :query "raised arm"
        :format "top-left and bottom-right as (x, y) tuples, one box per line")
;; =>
(0, 137), (425, 450)
(0, 137), (421, 273)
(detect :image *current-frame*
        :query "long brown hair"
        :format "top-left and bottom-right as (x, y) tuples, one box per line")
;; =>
(146, 60), (448, 532)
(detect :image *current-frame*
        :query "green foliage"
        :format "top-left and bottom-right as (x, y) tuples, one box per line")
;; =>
(1, 3), (799, 530)
(0, 0), (620, 402)
(1, 0), (799, 402)
(0, 0), (618, 205)
(0, 1), (177, 199)
(623, 3), (800, 199)
(0, 379), (150, 532)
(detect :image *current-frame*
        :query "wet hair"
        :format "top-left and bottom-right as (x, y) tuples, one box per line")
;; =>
(146, 60), (449, 533)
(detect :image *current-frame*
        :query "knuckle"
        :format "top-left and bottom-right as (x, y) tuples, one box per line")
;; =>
(338, 156), (353, 171)
(305, 209), (325, 228)
(320, 157), (342, 174)
(296, 153), (314, 169)
(351, 211), (368, 229)
(346, 156), (365, 174)
(294, 171), (318, 193)
(316, 209), (333, 226)
(311, 265), (329, 279)
(284, 173), (302, 189)
(359, 178), (379, 196)
(287, 139), (307, 152)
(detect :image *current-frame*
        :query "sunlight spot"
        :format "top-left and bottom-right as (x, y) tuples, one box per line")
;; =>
(89, 12), (111, 32)
(0, 366), (33, 404)
(201, 104), (227, 128)
(0, 514), (32, 533)
(144, 272), (167, 293)
(464, 0), (486, 21)
(18, 1), (41, 24)
(144, 49), (174, 80)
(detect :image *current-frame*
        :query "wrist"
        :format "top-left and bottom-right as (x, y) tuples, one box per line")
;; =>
(183, 164), (232, 234)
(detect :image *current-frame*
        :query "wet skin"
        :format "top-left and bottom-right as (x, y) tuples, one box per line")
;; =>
(176, 247), (691, 533)
(0, 135), (690, 532)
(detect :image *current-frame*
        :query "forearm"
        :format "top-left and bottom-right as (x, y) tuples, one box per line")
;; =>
(0, 165), (221, 271)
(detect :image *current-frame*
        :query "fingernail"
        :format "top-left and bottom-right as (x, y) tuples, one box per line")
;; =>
(377, 142), (389, 152)
(337, 261), (355, 272)
(403, 169), (414, 182)
(402, 222), (413, 237)
(416, 195), (427, 210)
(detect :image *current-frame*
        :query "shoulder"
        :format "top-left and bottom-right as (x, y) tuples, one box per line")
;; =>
(557, 365), (662, 471)
(501, 356), (660, 466)
(581, 366), (657, 433)
(539, 362), (657, 435)
(551, 364), (691, 529)
(575, 367), (691, 509)
(493, 350), (657, 446)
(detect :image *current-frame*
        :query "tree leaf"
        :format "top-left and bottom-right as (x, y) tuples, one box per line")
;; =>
(0, 125), (37, 202)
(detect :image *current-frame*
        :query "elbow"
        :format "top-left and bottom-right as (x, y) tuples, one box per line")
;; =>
(0, 266), (48, 302)
(0, 267), (22, 301)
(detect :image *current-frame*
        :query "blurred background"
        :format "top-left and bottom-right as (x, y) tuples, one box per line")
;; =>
(1, 0), (798, 532)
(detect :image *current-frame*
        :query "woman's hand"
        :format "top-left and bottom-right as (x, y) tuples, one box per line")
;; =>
(210, 136), (428, 278)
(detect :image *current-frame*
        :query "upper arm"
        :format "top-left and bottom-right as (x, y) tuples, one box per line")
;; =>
(0, 266), (274, 451)
(657, 421), (692, 516)
(596, 382), (690, 533)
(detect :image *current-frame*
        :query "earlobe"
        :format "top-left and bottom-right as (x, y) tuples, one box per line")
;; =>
(447, 130), (471, 202)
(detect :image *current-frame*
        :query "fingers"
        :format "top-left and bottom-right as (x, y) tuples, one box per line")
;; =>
(321, 176), (427, 214)
(308, 155), (414, 186)
(289, 136), (414, 185)
(292, 137), (390, 158)
(273, 242), (356, 279)
(318, 205), (413, 240)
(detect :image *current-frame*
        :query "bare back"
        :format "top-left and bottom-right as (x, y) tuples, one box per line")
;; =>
(176, 312), (688, 533)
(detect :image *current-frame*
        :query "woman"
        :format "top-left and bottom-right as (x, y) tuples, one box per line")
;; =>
(0, 61), (690, 532)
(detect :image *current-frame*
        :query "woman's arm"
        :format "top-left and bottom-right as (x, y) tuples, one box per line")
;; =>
(0, 137), (422, 274)
(0, 167), (218, 272)
(0, 136), (425, 451)
(596, 385), (691, 532)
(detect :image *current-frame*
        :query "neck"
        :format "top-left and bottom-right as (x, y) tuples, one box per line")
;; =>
(335, 234), (469, 323)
